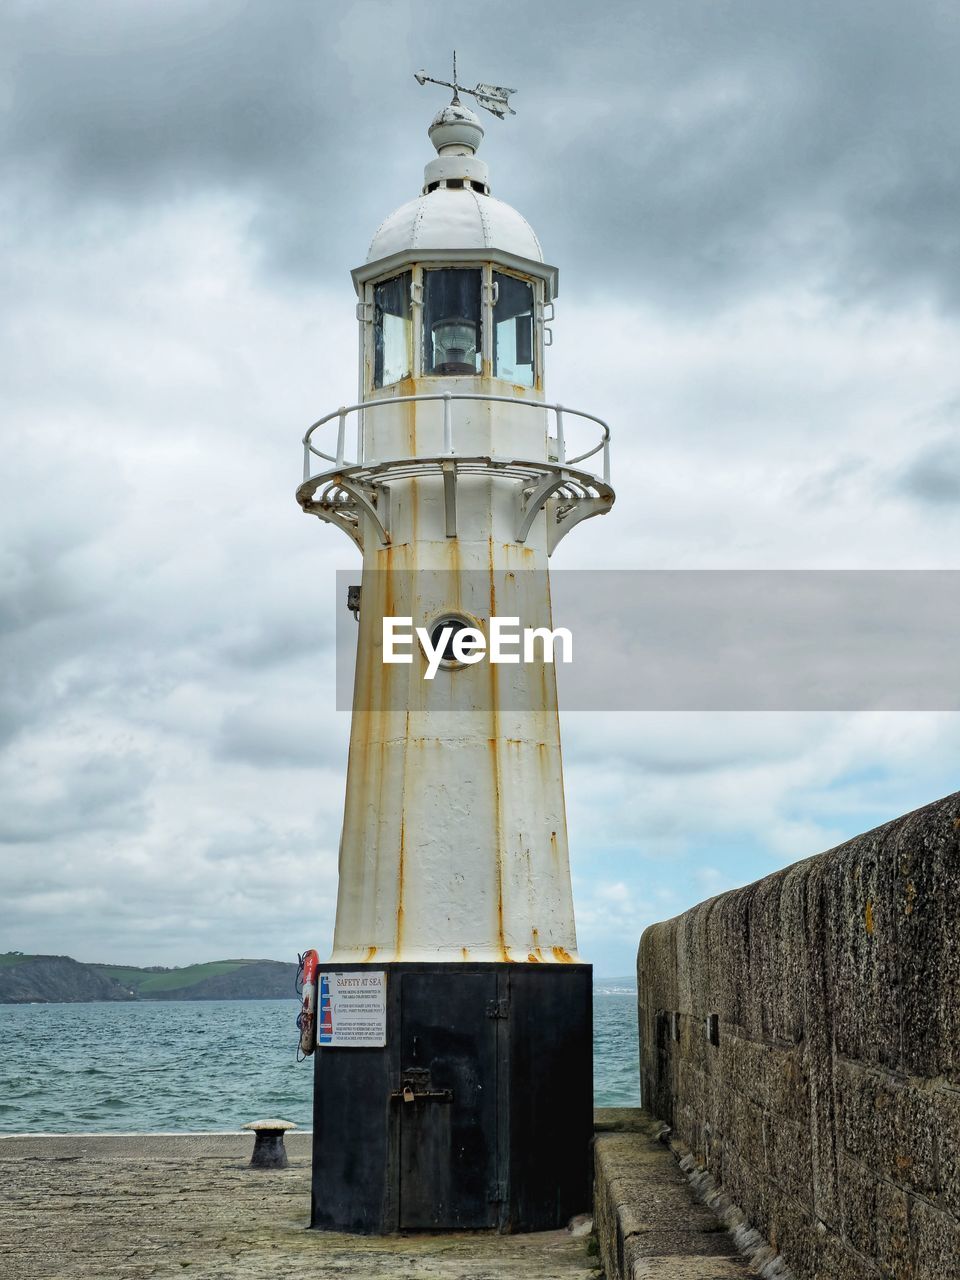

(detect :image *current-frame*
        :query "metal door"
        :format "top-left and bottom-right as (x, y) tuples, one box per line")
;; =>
(397, 971), (499, 1229)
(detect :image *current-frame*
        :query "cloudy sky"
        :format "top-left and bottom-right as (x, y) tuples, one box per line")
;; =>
(2, 0), (958, 976)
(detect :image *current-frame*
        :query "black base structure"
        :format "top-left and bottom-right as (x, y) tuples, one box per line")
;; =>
(310, 962), (593, 1234)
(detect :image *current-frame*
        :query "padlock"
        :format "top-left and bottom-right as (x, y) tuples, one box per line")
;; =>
(402, 1085), (415, 1103)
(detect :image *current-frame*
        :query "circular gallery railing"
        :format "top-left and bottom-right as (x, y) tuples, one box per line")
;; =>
(297, 392), (614, 553)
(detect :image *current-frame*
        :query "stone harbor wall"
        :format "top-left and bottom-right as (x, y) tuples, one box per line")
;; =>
(638, 791), (960, 1279)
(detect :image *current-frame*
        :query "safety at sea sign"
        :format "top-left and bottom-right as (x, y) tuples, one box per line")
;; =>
(318, 971), (388, 1048)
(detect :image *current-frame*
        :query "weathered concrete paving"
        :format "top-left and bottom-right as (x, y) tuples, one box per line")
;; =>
(0, 1132), (601, 1280)
(594, 1111), (757, 1280)
(1, 1113), (755, 1280)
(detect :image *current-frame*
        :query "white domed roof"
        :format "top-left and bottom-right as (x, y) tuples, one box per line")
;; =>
(367, 188), (544, 264)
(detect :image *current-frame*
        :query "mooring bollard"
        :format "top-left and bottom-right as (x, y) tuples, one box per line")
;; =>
(242, 1118), (297, 1169)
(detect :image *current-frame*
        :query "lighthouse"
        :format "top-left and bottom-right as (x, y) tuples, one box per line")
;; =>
(297, 63), (615, 1234)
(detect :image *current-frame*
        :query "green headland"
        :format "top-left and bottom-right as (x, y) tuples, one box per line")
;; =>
(0, 952), (298, 1004)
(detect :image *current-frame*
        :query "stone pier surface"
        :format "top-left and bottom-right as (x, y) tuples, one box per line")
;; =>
(0, 1112), (750, 1280)
(0, 1130), (600, 1280)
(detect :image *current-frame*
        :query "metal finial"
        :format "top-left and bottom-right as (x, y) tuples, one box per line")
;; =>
(414, 52), (517, 120)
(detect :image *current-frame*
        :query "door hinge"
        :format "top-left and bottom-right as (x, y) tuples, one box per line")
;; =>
(485, 998), (510, 1019)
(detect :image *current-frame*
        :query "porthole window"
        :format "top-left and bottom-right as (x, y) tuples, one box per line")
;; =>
(423, 269), (482, 376)
(424, 613), (483, 669)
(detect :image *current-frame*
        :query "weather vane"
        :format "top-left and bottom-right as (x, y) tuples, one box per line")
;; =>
(414, 51), (516, 120)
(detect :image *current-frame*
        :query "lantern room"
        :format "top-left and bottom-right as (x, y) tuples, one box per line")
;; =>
(351, 102), (557, 397)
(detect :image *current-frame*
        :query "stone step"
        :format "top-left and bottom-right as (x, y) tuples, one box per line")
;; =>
(594, 1108), (758, 1280)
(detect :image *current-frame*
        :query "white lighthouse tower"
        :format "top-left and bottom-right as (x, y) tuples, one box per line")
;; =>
(298, 64), (614, 1234)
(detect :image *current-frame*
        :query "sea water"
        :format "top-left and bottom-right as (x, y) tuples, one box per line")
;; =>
(0, 991), (639, 1133)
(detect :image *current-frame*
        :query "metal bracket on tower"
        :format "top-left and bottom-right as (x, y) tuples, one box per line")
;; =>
(516, 472), (568, 543)
(546, 495), (613, 554)
(336, 478), (390, 547)
(301, 475), (391, 551)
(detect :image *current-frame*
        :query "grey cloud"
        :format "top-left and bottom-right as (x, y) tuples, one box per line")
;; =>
(899, 439), (960, 506)
(0, 808), (340, 965)
(3, 1), (960, 310)
(564, 733), (806, 777)
(522, 1), (960, 309)
(0, 542), (133, 749)
(0, 749), (151, 844)
(215, 700), (343, 769)
(201, 821), (307, 865)
(0, 543), (89, 633)
(3, 2), (331, 192)
(0, 0), (415, 281)
(218, 615), (335, 671)
(791, 457), (872, 509)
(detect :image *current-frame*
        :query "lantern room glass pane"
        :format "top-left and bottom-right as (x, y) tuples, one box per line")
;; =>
(493, 273), (535, 387)
(423, 269), (482, 376)
(374, 272), (412, 388)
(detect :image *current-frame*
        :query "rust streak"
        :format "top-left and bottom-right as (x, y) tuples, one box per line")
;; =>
(403, 390), (417, 458)
(445, 533), (463, 610)
(395, 812), (406, 955)
(373, 736), (387, 951)
(551, 946), (574, 964)
(338, 560), (383, 954)
(394, 710), (411, 957)
(488, 538), (510, 963)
